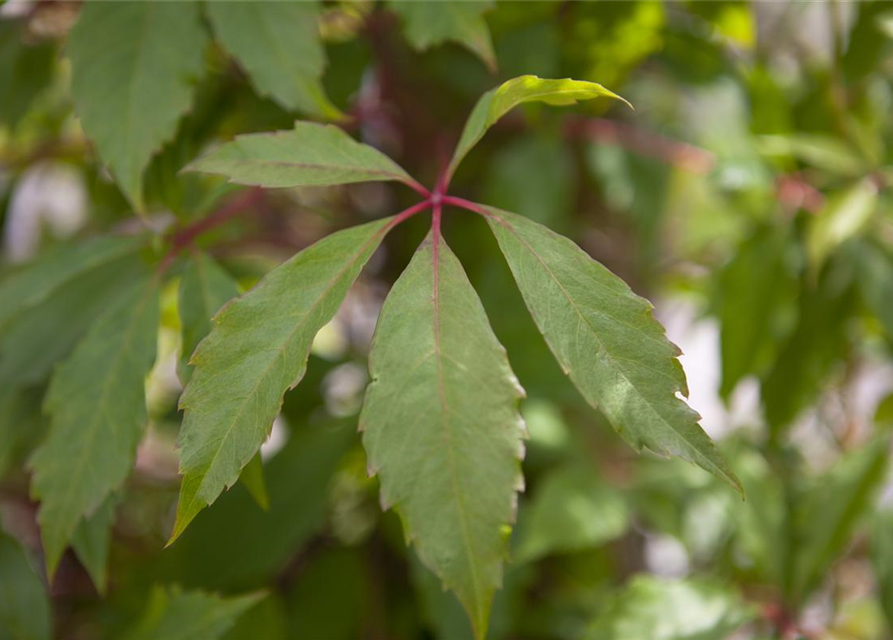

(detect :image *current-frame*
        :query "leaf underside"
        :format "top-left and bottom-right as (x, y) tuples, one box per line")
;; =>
(360, 231), (526, 640)
(171, 217), (395, 542)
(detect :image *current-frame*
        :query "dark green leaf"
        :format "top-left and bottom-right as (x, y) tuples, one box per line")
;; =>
(206, 0), (338, 119)
(30, 278), (160, 577)
(0, 531), (51, 640)
(389, 1), (496, 71)
(0, 21), (55, 130)
(71, 494), (117, 595)
(67, 1), (207, 208)
(360, 232), (526, 640)
(484, 206), (741, 493)
(121, 585), (261, 640)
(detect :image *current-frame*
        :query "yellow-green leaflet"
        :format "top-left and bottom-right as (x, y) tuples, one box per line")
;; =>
(360, 232), (526, 640)
(170, 217), (395, 543)
(447, 75), (630, 180)
(484, 206), (741, 494)
(185, 122), (415, 189)
(67, 2), (206, 210)
(205, 0), (339, 119)
(30, 277), (160, 577)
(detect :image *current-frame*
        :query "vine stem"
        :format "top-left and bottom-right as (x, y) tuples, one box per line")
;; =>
(386, 198), (434, 231)
(440, 195), (492, 218)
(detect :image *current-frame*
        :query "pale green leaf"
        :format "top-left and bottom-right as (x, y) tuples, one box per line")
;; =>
(71, 494), (117, 595)
(484, 206), (741, 493)
(389, 0), (496, 71)
(30, 278), (160, 577)
(447, 75), (629, 180)
(807, 178), (878, 270)
(67, 1), (206, 208)
(185, 122), (415, 189)
(171, 218), (395, 542)
(122, 585), (261, 640)
(586, 576), (754, 640)
(360, 232), (526, 640)
(757, 133), (867, 177)
(0, 531), (51, 640)
(516, 465), (629, 563)
(206, 1), (338, 119)
(178, 252), (239, 386)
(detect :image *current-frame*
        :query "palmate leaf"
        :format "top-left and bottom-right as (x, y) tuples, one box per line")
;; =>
(67, 1), (206, 209)
(170, 218), (396, 543)
(446, 75), (630, 181)
(389, 0), (497, 71)
(483, 206), (741, 493)
(206, 0), (339, 120)
(360, 232), (526, 640)
(30, 277), (160, 577)
(122, 585), (261, 640)
(185, 122), (416, 190)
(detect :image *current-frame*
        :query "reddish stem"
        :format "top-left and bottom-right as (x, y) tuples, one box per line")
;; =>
(157, 187), (265, 273)
(403, 177), (431, 199)
(440, 195), (492, 218)
(386, 199), (434, 231)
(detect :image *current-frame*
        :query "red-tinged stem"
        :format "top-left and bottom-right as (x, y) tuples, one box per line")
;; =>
(403, 177), (431, 198)
(157, 187), (265, 274)
(385, 199), (434, 232)
(440, 195), (493, 218)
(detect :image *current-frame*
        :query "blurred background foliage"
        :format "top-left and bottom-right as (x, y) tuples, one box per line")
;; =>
(3, 1), (893, 639)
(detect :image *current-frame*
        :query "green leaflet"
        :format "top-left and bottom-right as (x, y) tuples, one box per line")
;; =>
(0, 531), (51, 640)
(806, 178), (878, 271)
(206, 1), (339, 120)
(30, 277), (160, 578)
(171, 218), (395, 543)
(184, 122), (415, 189)
(360, 232), (526, 640)
(0, 235), (145, 333)
(585, 576), (754, 640)
(67, 1), (206, 209)
(872, 508), (893, 631)
(71, 494), (117, 595)
(238, 453), (269, 512)
(447, 75), (629, 180)
(178, 253), (268, 510)
(389, 1), (496, 71)
(484, 206), (741, 494)
(122, 585), (261, 640)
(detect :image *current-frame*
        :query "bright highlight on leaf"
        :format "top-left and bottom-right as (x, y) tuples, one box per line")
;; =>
(185, 122), (418, 190)
(206, 1), (340, 120)
(67, 1), (206, 210)
(30, 278), (160, 578)
(170, 217), (397, 543)
(360, 232), (526, 640)
(447, 75), (631, 180)
(483, 206), (741, 494)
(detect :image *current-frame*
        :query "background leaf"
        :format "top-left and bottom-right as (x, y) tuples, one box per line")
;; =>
(0, 530), (51, 640)
(67, 1), (206, 208)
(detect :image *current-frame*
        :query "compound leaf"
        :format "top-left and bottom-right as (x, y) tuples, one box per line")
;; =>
(122, 585), (261, 640)
(171, 218), (395, 543)
(484, 206), (740, 494)
(30, 277), (160, 577)
(360, 232), (526, 640)
(67, 1), (206, 209)
(447, 75), (629, 180)
(185, 122), (415, 190)
(389, 1), (496, 71)
(206, 0), (338, 119)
